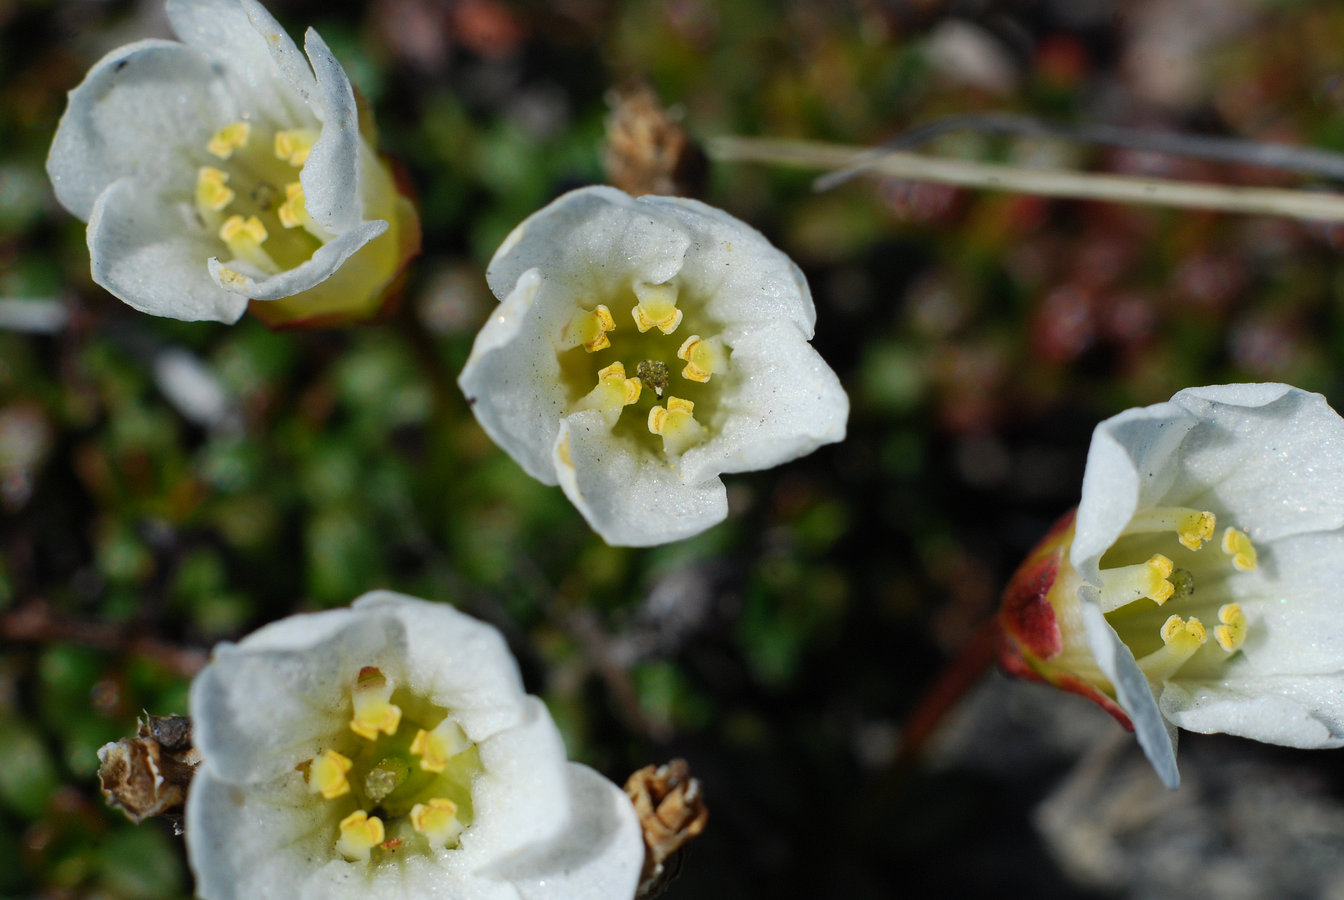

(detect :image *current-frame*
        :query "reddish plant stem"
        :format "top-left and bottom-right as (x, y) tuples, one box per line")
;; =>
(0, 602), (207, 677)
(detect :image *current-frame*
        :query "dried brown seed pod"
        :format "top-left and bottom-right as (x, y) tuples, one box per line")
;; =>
(624, 758), (708, 900)
(97, 715), (200, 831)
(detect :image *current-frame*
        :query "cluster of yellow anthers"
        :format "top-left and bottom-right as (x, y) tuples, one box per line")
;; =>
(562, 281), (728, 456)
(304, 667), (476, 863)
(195, 120), (327, 283)
(1097, 507), (1255, 682)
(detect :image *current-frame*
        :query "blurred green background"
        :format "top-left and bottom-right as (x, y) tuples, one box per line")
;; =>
(6, 0), (1344, 897)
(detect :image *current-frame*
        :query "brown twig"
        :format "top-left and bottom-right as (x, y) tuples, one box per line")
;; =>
(0, 601), (208, 677)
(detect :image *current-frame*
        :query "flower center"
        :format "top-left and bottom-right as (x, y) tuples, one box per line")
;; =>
(557, 279), (732, 457)
(1095, 506), (1258, 683)
(303, 666), (482, 864)
(195, 120), (330, 284)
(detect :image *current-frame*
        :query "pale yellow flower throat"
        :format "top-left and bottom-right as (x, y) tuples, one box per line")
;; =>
(1096, 506), (1257, 683)
(196, 120), (330, 282)
(304, 666), (481, 863)
(560, 280), (730, 456)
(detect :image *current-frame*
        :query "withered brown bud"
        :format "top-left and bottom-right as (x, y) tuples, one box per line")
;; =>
(97, 715), (200, 830)
(603, 83), (708, 198)
(624, 758), (708, 900)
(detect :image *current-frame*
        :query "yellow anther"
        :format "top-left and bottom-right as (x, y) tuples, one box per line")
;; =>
(277, 181), (306, 229)
(219, 214), (268, 248)
(306, 749), (353, 800)
(574, 361), (642, 427)
(1136, 614), (1208, 682)
(1096, 554), (1176, 613)
(274, 129), (318, 166)
(632, 282), (683, 334)
(410, 797), (466, 848)
(676, 334), (726, 383)
(1160, 613), (1207, 648)
(195, 167), (235, 212)
(410, 720), (472, 774)
(1125, 506), (1217, 550)
(275, 181), (330, 240)
(219, 214), (280, 274)
(648, 396), (706, 456)
(1214, 603), (1247, 652)
(336, 810), (385, 863)
(207, 121), (251, 159)
(561, 304), (616, 353)
(1222, 527), (1258, 571)
(349, 668), (402, 741)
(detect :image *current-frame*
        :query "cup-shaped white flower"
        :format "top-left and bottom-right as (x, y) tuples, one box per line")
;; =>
(185, 590), (643, 899)
(47, 0), (419, 327)
(999, 384), (1344, 787)
(458, 186), (848, 546)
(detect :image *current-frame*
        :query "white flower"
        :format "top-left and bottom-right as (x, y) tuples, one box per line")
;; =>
(999, 384), (1344, 787)
(185, 590), (643, 899)
(47, 0), (419, 327)
(458, 186), (848, 547)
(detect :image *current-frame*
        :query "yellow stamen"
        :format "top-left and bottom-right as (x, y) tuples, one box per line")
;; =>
(277, 181), (305, 229)
(1096, 554), (1175, 613)
(632, 282), (683, 334)
(275, 181), (331, 241)
(410, 797), (465, 848)
(1136, 614), (1207, 682)
(207, 121), (251, 159)
(648, 396), (706, 456)
(1222, 527), (1258, 571)
(410, 720), (472, 774)
(274, 129), (318, 166)
(1214, 603), (1247, 652)
(336, 810), (385, 863)
(561, 304), (616, 352)
(195, 167), (235, 212)
(574, 361), (642, 427)
(219, 214), (280, 273)
(676, 334), (725, 383)
(349, 668), (402, 741)
(1125, 506), (1217, 550)
(306, 749), (353, 800)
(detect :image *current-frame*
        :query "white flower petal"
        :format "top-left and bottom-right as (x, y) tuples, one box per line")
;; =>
(1045, 383), (1344, 787)
(485, 186), (691, 305)
(88, 178), (248, 323)
(1223, 529), (1344, 676)
(502, 764), (644, 900)
(353, 591), (529, 740)
(166, 0), (314, 125)
(299, 28), (362, 232)
(554, 410), (729, 546)
(462, 696), (571, 870)
(46, 40), (235, 220)
(637, 195), (817, 333)
(1071, 400), (1196, 585)
(1168, 384), (1344, 541)
(187, 594), (643, 897)
(185, 769), (335, 900)
(190, 609), (399, 781)
(1159, 674), (1344, 749)
(207, 219), (388, 300)
(681, 321), (847, 482)
(458, 268), (570, 484)
(464, 186), (847, 546)
(1080, 601), (1181, 788)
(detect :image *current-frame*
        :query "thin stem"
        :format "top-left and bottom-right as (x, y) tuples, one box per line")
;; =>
(0, 602), (208, 677)
(815, 112), (1344, 190)
(706, 136), (1344, 222)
